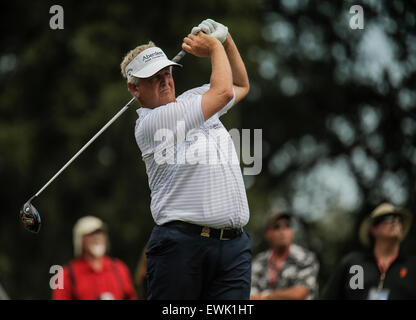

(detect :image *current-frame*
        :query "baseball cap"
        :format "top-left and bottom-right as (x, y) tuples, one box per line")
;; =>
(125, 47), (182, 80)
(73, 216), (107, 257)
(264, 210), (292, 231)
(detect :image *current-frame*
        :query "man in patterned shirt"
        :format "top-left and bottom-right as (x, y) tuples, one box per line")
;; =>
(251, 211), (319, 300)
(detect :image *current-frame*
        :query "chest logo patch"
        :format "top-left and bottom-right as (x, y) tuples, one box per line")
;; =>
(400, 267), (407, 278)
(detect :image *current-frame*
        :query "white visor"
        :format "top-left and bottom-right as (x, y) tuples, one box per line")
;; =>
(125, 47), (182, 80)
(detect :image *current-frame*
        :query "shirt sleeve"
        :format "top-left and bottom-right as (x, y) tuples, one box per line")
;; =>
(116, 260), (138, 300)
(180, 83), (210, 97)
(250, 254), (267, 295)
(137, 94), (205, 151)
(293, 252), (320, 299)
(180, 83), (236, 118)
(51, 266), (73, 300)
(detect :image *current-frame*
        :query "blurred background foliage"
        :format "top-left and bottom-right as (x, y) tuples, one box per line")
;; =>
(0, 0), (415, 299)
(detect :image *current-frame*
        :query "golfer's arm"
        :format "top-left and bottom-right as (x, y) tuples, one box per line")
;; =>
(201, 43), (234, 120)
(223, 33), (250, 104)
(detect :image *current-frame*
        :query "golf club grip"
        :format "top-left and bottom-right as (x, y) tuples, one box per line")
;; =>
(172, 50), (186, 63)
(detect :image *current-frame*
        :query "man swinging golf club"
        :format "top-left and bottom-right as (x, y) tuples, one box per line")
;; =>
(120, 19), (251, 299)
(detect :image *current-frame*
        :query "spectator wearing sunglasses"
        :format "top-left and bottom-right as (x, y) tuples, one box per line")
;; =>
(250, 211), (319, 300)
(322, 202), (415, 300)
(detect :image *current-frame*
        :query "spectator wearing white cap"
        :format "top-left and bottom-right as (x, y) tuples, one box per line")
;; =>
(52, 216), (137, 300)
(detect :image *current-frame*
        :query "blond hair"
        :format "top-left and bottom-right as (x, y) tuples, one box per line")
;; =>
(120, 41), (156, 85)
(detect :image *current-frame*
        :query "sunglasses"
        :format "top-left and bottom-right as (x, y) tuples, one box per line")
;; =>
(270, 221), (292, 230)
(373, 214), (403, 226)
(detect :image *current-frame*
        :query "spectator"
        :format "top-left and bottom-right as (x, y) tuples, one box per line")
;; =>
(251, 211), (319, 300)
(52, 216), (137, 300)
(322, 202), (416, 300)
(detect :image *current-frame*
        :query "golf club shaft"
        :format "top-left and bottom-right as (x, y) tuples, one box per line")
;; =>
(172, 50), (186, 63)
(33, 97), (135, 199)
(30, 49), (187, 201)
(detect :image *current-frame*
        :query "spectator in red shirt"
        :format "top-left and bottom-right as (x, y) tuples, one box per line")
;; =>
(52, 216), (137, 300)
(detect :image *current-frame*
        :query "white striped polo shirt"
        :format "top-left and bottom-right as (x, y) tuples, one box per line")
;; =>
(134, 84), (250, 229)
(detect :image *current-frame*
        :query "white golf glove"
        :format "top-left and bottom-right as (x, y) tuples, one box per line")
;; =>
(191, 26), (201, 35)
(193, 19), (228, 43)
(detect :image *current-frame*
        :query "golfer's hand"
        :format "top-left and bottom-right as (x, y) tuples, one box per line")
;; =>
(197, 19), (228, 44)
(190, 26), (202, 35)
(182, 32), (221, 58)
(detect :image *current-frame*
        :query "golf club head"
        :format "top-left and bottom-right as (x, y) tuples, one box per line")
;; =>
(20, 201), (41, 233)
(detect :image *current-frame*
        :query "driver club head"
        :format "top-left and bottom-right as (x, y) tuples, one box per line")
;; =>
(20, 201), (41, 233)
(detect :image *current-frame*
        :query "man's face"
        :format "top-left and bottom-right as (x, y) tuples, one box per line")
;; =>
(265, 217), (293, 250)
(82, 229), (107, 258)
(370, 214), (403, 242)
(129, 67), (176, 108)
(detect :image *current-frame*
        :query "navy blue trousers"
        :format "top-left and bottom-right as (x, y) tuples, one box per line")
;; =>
(146, 224), (252, 300)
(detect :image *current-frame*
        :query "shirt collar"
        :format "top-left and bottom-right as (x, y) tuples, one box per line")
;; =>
(137, 107), (152, 118)
(78, 255), (112, 273)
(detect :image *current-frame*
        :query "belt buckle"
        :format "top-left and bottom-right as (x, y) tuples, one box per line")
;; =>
(220, 229), (230, 240)
(201, 226), (210, 237)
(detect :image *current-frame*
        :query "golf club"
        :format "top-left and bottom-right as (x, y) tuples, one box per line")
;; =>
(20, 49), (187, 233)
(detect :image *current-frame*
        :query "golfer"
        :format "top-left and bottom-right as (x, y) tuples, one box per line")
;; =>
(120, 19), (251, 299)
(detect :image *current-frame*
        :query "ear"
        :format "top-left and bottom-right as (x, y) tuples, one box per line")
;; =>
(127, 82), (140, 99)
